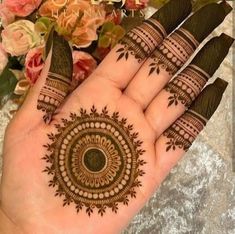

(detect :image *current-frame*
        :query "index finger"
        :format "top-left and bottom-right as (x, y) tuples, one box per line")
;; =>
(89, 0), (192, 89)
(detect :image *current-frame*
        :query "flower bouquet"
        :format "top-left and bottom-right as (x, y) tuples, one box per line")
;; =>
(0, 0), (220, 111)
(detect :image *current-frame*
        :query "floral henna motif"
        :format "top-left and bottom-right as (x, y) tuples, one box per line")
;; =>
(165, 64), (210, 107)
(116, 19), (166, 63)
(43, 106), (146, 216)
(163, 110), (206, 152)
(149, 28), (199, 76)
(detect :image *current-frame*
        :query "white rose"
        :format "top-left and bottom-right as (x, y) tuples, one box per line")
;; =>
(1, 20), (41, 56)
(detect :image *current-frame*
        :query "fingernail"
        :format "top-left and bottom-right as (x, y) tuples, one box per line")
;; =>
(214, 77), (228, 92)
(220, 33), (235, 47)
(152, 0), (192, 34)
(190, 78), (228, 120)
(220, 1), (233, 15)
(191, 34), (234, 76)
(182, 2), (232, 43)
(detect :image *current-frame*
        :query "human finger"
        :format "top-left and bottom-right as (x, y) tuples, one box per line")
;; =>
(154, 78), (228, 182)
(145, 34), (234, 137)
(124, 2), (232, 109)
(14, 29), (73, 125)
(87, 0), (192, 90)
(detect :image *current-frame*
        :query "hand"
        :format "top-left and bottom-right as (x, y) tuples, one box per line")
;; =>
(0, 0), (233, 233)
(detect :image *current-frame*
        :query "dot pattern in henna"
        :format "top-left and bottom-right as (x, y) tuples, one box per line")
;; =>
(163, 110), (206, 152)
(149, 28), (199, 76)
(163, 78), (229, 152)
(165, 64), (210, 108)
(37, 31), (73, 124)
(116, 19), (167, 63)
(38, 72), (71, 123)
(42, 106), (146, 216)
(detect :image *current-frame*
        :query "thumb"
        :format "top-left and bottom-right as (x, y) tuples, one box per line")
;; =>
(14, 29), (73, 128)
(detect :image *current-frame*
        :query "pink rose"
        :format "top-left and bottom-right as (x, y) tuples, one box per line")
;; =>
(0, 3), (15, 28)
(3, 0), (42, 17)
(25, 49), (97, 88)
(71, 51), (97, 89)
(25, 47), (44, 85)
(73, 51), (97, 81)
(125, 0), (149, 10)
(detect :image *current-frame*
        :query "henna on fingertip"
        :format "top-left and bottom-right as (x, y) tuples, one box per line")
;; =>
(164, 78), (228, 152)
(165, 34), (234, 108)
(37, 30), (73, 124)
(116, 0), (192, 63)
(149, 2), (232, 77)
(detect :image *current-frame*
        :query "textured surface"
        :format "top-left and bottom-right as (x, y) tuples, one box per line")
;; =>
(0, 8), (234, 234)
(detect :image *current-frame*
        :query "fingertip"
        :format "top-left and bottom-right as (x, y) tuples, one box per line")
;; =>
(189, 77), (228, 120)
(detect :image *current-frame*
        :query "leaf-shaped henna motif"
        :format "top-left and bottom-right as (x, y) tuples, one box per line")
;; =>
(164, 111), (206, 152)
(116, 19), (167, 63)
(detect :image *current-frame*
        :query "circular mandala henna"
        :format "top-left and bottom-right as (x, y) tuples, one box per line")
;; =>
(43, 106), (146, 216)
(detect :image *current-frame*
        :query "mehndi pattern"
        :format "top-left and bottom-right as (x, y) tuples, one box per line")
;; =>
(43, 106), (146, 216)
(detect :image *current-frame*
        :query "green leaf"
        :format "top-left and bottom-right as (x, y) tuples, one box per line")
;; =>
(35, 17), (53, 34)
(0, 66), (18, 107)
(100, 21), (115, 35)
(113, 25), (126, 39)
(98, 35), (111, 48)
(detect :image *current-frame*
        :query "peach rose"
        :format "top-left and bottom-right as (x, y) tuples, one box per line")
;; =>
(0, 3), (15, 28)
(25, 47), (44, 85)
(39, 0), (70, 19)
(40, 0), (106, 48)
(3, 0), (42, 17)
(1, 20), (41, 56)
(0, 43), (8, 74)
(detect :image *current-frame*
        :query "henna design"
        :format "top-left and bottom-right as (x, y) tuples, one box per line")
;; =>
(116, 19), (166, 63)
(38, 72), (71, 122)
(163, 78), (229, 152)
(149, 28), (199, 76)
(43, 106), (146, 216)
(163, 110), (206, 152)
(165, 64), (210, 108)
(37, 31), (73, 123)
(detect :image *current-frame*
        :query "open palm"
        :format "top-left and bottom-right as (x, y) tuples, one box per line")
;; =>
(0, 1), (233, 233)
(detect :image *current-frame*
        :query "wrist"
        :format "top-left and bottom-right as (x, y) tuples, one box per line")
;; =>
(0, 207), (23, 234)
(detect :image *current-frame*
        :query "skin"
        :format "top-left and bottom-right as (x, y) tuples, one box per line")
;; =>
(0, 22), (231, 234)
